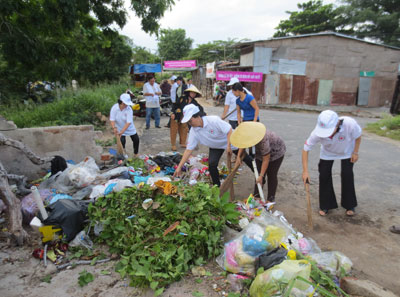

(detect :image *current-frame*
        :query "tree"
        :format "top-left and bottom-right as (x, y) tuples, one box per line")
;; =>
(338, 0), (400, 47)
(0, 0), (175, 99)
(157, 29), (193, 60)
(131, 46), (160, 64)
(274, 0), (341, 37)
(185, 39), (242, 65)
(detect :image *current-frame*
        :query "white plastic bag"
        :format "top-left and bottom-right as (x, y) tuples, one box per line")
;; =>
(68, 156), (100, 188)
(100, 166), (129, 179)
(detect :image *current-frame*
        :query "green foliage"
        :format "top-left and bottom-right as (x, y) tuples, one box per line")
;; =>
(41, 275), (52, 283)
(338, 0), (400, 47)
(157, 29), (193, 60)
(365, 115), (400, 141)
(88, 183), (239, 293)
(78, 270), (94, 287)
(131, 46), (160, 64)
(185, 39), (242, 64)
(0, 0), (175, 99)
(0, 82), (128, 128)
(274, 0), (341, 37)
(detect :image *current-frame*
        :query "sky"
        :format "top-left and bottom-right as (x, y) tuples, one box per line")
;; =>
(120, 0), (337, 51)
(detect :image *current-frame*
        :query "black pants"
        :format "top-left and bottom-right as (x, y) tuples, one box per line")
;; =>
(253, 156), (284, 202)
(209, 148), (253, 186)
(120, 134), (140, 155)
(318, 158), (357, 211)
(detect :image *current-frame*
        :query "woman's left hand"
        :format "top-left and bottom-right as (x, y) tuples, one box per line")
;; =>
(350, 153), (359, 163)
(226, 146), (232, 155)
(256, 175), (263, 185)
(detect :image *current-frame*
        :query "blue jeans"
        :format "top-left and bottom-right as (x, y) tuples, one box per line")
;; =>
(146, 107), (160, 128)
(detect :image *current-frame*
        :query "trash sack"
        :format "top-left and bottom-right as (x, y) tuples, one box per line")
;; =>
(89, 179), (134, 199)
(43, 199), (88, 242)
(290, 237), (321, 255)
(227, 274), (250, 292)
(49, 193), (73, 205)
(255, 247), (288, 271)
(308, 251), (353, 276)
(39, 169), (75, 194)
(50, 155), (67, 175)
(72, 186), (93, 200)
(21, 189), (53, 224)
(67, 156), (101, 188)
(249, 260), (312, 297)
(217, 223), (268, 276)
(100, 166), (129, 179)
(69, 230), (93, 249)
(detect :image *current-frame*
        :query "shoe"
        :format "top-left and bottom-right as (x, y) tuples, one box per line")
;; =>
(164, 125), (170, 128)
(171, 146), (177, 151)
(346, 208), (355, 216)
(156, 126), (161, 128)
(389, 225), (400, 234)
(145, 126), (149, 130)
(180, 144), (186, 148)
(123, 154), (129, 159)
(319, 209), (329, 216)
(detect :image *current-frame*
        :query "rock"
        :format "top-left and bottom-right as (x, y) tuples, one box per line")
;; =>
(191, 266), (206, 276)
(341, 277), (398, 297)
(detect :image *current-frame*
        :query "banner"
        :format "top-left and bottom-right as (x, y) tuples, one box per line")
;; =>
(216, 71), (263, 82)
(164, 60), (196, 68)
(206, 62), (215, 78)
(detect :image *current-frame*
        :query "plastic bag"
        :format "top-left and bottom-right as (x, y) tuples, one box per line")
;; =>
(49, 193), (73, 205)
(72, 186), (93, 200)
(290, 237), (321, 255)
(255, 247), (288, 271)
(308, 251), (352, 276)
(249, 260), (312, 297)
(39, 169), (75, 194)
(89, 179), (134, 199)
(21, 189), (53, 224)
(69, 230), (93, 249)
(100, 166), (129, 179)
(67, 156), (100, 188)
(43, 199), (88, 241)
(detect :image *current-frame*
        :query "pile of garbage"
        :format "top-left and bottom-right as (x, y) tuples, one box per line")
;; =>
(15, 152), (239, 295)
(217, 196), (353, 297)
(10, 152), (355, 296)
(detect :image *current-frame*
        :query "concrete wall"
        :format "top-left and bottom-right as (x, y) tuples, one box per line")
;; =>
(250, 35), (400, 106)
(0, 118), (103, 179)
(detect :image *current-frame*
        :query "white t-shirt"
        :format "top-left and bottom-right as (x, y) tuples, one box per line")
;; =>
(143, 82), (161, 108)
(304, 116), (362, 160)
(170, 82), (178, 103)
(187, 83), (194, 89)
(187, 116), (232, 150)
(109, 104), (137, 136)
(224, 90), (238, 121)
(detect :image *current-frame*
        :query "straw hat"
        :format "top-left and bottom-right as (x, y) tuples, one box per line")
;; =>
(184, 85), (202, 98)
(230, 122), (266, 148)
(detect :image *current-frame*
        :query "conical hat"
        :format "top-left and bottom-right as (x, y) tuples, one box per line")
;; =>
(184, 85), (202, 97)
(230, 122), (266, 148)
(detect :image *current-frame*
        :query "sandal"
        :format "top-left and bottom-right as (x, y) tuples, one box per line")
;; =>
(346, 208), (355, 216)
(389, 225), (400, 234)
(319, 209), (329, 216)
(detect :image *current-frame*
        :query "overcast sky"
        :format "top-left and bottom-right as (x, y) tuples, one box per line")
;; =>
(120, 0), (337, 51)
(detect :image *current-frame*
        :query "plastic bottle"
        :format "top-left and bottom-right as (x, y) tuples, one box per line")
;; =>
(31, 186), (48, 220)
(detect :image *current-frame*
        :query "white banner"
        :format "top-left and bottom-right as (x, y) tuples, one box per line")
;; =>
(206, 62), (215, 78)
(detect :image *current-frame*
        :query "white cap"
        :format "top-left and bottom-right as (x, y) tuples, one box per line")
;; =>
(314, 110), (339, 137)
(170, 75), (177, 80)
(181, 104), (200, 123)
(227, 77), (240, 86)
(120, 93), (133, 106)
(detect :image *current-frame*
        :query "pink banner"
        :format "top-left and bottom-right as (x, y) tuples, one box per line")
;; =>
(216, 71), (263, 83)
(164, 60), (196, 68)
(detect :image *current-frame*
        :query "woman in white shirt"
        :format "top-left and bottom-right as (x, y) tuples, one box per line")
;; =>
(302, 110), (362, 217)
(110, 93), (139, 157)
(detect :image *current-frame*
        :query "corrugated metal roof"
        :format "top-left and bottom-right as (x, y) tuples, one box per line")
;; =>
(234, 32), (400, 51)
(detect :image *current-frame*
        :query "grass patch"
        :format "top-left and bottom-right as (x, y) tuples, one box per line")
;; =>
(0, 82), (139, 128)
(365, 114), (400, 141)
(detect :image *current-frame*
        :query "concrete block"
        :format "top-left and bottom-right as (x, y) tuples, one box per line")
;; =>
(340, 277), (398, 297)
(0, 117), (17, 131)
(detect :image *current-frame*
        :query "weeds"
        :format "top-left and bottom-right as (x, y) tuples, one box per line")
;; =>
(365, 114), (400, 141)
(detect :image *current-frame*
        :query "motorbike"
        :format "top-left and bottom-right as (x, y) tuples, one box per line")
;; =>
(128, 91), (172, 118)
(160, 95), (172, 116)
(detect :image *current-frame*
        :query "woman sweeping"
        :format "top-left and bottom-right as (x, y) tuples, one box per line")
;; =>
(232, 82), (260, 124)
(110, 93), (139, 158)
(231, 122), (286, 203)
